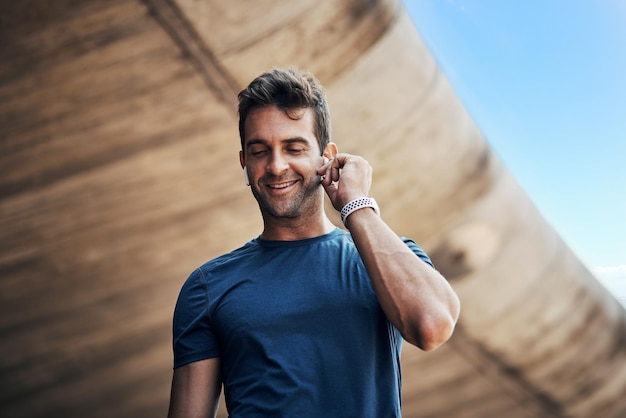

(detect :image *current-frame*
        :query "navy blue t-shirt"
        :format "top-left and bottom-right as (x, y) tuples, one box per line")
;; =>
(173, 228), (433, 417)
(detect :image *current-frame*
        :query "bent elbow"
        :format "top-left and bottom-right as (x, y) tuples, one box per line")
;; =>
(404, 302), (460, 351)
(408, 317), (456, 351)
(420, 318), (457, 351)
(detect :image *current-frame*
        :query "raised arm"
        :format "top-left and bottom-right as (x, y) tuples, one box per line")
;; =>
(345, 207), (459, 350)
(319, 153), (460, 351)
(168, 358), (222, 418)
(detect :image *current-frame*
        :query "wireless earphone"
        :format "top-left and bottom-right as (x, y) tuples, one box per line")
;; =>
(243, 166), (250, 186)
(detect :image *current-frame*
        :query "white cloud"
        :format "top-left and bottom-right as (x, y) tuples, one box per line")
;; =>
(593, 265), (626, 306)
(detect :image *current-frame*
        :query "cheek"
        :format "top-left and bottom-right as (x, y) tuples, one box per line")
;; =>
(295, 160), (319, 176)
(244, 159), (264, 173)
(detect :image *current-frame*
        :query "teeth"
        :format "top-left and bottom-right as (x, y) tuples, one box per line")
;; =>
(269, 181), (295, 189)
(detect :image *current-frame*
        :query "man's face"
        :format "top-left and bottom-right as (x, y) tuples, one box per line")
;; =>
(241, 106), (324, 220)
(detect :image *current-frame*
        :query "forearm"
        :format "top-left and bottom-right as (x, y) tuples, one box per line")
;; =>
(345, 208), (460, 351)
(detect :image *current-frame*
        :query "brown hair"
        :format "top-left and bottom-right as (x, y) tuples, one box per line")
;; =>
(238, 67), (331, 154)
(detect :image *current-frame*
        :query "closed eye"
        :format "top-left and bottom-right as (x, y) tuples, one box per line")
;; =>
(249, 144), (270, 157)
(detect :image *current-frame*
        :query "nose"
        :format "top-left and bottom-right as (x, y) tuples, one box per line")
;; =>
(266, 150), (289, 176)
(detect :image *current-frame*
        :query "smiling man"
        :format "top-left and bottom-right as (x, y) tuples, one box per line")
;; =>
(242, 106), (324, 228)
(167, 68), (460, 418)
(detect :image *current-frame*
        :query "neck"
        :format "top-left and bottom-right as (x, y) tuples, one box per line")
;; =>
(260, 214), (336, 241)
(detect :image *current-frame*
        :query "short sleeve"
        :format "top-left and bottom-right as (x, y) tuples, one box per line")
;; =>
(172, 268), (220, 369)
(401, 237), (435, 268)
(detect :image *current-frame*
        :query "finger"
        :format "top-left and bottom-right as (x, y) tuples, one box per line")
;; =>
(321, 174), (338, 198)
(316, 157), (331, 176)
(330, 157), (343, 182)
(323, 158), (336, 185)
(316, 158), (330, 185)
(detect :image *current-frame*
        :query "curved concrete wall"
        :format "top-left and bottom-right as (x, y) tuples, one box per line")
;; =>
(1, 0), (624, 417)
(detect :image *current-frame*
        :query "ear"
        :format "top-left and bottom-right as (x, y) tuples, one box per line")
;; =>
(323, 142), (338, 160)
(239, 151), (250, 186)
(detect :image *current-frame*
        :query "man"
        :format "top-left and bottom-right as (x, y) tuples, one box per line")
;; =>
(168, 67), (460, 417)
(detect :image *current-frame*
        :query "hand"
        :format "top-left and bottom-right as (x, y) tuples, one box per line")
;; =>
(317, 153), (373, 211)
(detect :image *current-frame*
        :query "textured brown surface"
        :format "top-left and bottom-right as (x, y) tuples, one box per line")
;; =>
(1, 1), (625, 417)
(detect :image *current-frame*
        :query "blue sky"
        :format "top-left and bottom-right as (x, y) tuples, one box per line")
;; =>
(404, 1), (626, 303)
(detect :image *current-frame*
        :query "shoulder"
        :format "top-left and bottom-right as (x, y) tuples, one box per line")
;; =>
(332, 230), (433, 267)
(177, 240), (260, 294)
(400, 237), (434, 268)
(196, 239), (260, 275)
(175, 239), (260, 306)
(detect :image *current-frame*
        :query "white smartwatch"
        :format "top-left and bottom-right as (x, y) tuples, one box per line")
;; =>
(340, 197), (380, 227)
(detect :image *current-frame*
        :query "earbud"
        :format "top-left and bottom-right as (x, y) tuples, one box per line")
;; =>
(320, 157), (329, 183)
(243, 166), (250, 186)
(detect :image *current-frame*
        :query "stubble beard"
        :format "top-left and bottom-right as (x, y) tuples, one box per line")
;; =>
(251, 173), (322, 220)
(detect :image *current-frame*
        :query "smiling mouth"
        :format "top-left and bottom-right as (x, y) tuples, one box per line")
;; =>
(267, 180), (297, 190)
